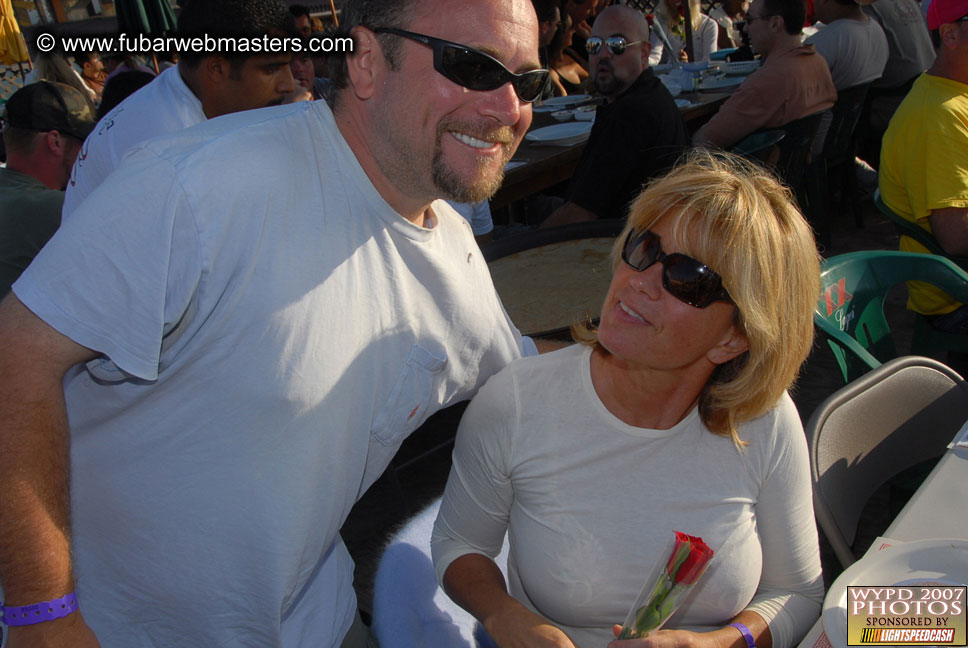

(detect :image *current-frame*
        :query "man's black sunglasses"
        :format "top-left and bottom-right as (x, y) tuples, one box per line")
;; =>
(374, 28), (550, 103)
(621, 229), (732, 309)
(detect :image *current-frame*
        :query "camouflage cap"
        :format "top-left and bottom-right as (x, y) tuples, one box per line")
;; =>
(2, 81), (96, 141)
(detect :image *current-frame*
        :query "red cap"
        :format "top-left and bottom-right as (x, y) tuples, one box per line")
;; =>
(927, 0), (968, 30)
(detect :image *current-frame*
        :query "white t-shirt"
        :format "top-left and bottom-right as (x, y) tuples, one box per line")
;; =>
(13, 100), (527, 648)
(432, 345), (824, 648)
(709, 5), (744, 48)
(62, 65), (206, 218)
(806, 16), (889, 90)
(449, 201), (494, 236)
(649, 13), (720, 64)
(862, 0), (935, 89)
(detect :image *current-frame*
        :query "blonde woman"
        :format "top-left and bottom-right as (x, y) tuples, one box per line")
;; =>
(649, 0), (720, 63)
(432, 151), (824, 648)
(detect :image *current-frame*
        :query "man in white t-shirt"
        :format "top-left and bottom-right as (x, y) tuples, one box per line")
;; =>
(0, 0), (548, 647)
(62, 0), (298, 218)
(806, 0), (889, 90)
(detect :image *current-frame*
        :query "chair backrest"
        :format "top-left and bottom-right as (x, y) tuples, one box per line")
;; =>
(873, 189), (968, 270)
(822, 83), (872, 166)
(774, 111), (824, 202)
(807, 355), (968, 569)
(815, 251), (968, 383)
(730, 129), (786, 165)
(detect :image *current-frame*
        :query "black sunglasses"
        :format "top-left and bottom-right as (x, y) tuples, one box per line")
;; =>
(374, 28), (550, 103)
(585, 35), (643, 56)
(621, 229), (732, 308)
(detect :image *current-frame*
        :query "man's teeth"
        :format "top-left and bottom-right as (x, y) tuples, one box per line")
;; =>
(453, 132), (492, 149)
(620, 302), (645, 322)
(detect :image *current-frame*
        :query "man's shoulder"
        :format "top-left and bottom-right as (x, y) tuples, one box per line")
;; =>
(0, 170), (64, 215)
(610, 72), (679, 115)
(137, 101), (320, 170)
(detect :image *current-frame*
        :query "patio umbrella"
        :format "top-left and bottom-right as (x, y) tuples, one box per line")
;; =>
(115, 0), (176, 37)
(0, 0), (30, 69)
(114, 0), (177, 73)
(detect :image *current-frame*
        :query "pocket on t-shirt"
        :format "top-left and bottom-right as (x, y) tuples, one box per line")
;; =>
(371, 345), (447, 447)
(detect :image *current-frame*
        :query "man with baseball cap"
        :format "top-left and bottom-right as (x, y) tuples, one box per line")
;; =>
(878, 0), (968, 337)
(1, 81), (95, 296)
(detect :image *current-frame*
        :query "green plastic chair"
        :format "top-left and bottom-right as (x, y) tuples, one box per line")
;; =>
(873, 190), (968, 270)
(816, 251), (968, 383)
(730, 129), (785, 165)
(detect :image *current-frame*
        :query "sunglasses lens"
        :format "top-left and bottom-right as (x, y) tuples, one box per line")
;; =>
(586, 37), (603, 55)
(441, 45), (548, 103)
(513, 71), (550, 102)
(622, 230), (660, 271)
(606, 37), (627, 55)
(663, 254), (725, 308)
(442, 45), (504, 90)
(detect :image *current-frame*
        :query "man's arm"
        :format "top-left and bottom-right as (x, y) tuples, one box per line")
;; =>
(0, 294), (101, 647)
(929, 207), (968, 256)
(540, 201), (598, 228)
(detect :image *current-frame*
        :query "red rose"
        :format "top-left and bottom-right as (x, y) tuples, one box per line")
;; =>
(665, 532), (715, 585)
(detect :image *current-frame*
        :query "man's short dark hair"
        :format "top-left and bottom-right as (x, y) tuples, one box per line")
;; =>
(760, 0), (806, 35)
(2, 126), (44, 157)
(290, 3), (311, 20)
(531, 0), (561, 25)
(176, 0), (294, 67)
(327, 0), (417, 107)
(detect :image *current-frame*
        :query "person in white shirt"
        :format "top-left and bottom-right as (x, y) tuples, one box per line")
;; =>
(0, 0), (549, 646)
(433, 151), (825, 648)
(710, 0), (750, 47)
(649, 0), (720, 63)
(62, 0), (298, 218)
(805, 0), (889, 90)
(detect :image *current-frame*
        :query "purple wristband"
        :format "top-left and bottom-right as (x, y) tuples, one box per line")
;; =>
(0, 593), (78, 626)
(729, 622), (756, 648)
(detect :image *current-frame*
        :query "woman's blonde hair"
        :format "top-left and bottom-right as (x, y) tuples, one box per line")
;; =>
(658, 0), (705, 33)
(574, 150), (821, 446)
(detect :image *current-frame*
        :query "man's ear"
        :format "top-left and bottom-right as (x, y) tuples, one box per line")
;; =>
(45, 130), (65, 157)
(346, 26), (381, 100)
(939, 22), (962, 49)
(204, 55), (231, 85)
(641, 39), (653, 67)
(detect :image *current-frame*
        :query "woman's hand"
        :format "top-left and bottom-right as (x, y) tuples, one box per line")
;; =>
(607, 625), (707, 648)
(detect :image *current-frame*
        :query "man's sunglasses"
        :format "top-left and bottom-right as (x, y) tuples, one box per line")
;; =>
(374, 28), (550, 103)
(621, 229), (732, 308)
(585, 35), (643, 56)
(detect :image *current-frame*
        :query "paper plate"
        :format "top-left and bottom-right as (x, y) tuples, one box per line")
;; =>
(524, 121), (593, 146)
(533, 94), (592, 112)
(822, 539), (968, 648)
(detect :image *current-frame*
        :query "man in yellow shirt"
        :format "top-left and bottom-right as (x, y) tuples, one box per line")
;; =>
(879, 0), (968, 333)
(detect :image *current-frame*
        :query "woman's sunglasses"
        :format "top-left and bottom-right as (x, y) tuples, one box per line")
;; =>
(585, 36), (644, 56)
(621, 229), (732, 308)
(374, 28), (550, 103)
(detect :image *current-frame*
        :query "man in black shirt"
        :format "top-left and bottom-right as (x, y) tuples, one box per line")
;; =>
(542, 5), (689, 226)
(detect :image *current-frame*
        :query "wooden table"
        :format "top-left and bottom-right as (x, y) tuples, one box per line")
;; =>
(489, 91), (732, 212)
